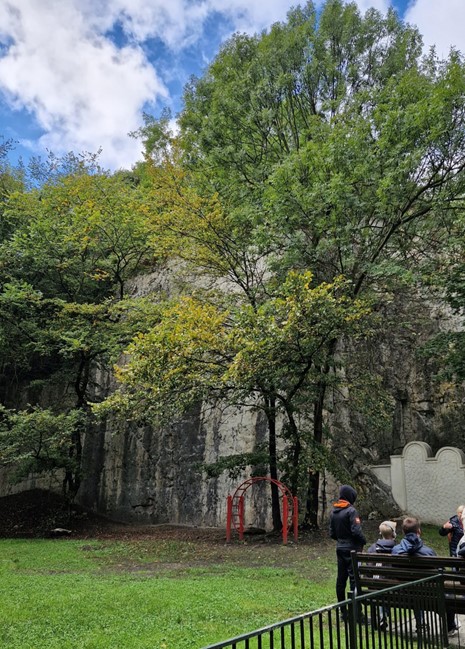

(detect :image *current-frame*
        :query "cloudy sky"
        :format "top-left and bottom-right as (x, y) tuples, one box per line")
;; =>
(0, 0), (463, 170)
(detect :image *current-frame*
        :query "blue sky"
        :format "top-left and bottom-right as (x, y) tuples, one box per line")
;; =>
(0, 0), (462, 171)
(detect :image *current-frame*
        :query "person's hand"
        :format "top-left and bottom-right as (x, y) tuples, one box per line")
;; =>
(443, 522), (453, 529)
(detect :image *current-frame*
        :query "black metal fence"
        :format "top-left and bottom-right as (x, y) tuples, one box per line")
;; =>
(201, 574), (454, 649)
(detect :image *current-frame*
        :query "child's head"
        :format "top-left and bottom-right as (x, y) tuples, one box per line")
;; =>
(458, 505), (465, 518)
(402, 516), (421, 535)
(379, 520), (396, 539)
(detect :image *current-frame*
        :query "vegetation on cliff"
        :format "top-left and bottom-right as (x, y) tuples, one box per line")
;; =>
(2, 0), (465, 527)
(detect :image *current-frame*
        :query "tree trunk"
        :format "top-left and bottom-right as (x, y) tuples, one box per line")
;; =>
(265, 394), (282, 531)
(63, 352), (90, 501)
(283, 407), (301, 497)
(303, 366), (329, 529)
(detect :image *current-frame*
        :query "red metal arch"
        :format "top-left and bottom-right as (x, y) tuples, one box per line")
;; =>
(226, 477), (298, 544)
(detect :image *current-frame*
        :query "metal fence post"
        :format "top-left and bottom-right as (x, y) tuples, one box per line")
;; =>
(348, 590), (358, 649)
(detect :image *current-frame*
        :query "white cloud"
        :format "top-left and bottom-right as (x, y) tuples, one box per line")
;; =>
(404, 0), (465, 58)
(353, 0), (390, 13)
(82, 0), (295, 45)
(0, 0), (300, 169)
(8, 0), (458, 170)
(78, 0), (212, 49)
(0, 0), (168, 169)
(205, 0), (297, 34)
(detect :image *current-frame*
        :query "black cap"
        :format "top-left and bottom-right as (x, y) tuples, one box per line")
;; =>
(339, 485), (357, 504)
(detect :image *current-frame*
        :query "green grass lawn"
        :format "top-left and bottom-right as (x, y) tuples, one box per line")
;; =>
(0, 523), (450, 649)
(0, 535), (336, 649)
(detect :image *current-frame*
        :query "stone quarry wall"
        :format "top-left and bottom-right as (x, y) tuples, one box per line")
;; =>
(73, 289), (465, 529)
(1, 271), (465, 529)
(77, 400), (275, 528)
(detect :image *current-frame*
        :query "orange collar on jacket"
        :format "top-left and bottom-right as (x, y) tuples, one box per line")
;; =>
(333, 499), (351, 509)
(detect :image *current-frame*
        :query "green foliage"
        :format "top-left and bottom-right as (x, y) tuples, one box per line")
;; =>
(131, 109), (174, 163)
(2, 171), (156, 301)
(179, 2), (465, 297)
(97, 271), (370, 417)
(166, 0), (465, 522)
(201, 448), (270, 479)
(96, 269), (371, 510)
(4, 0), (465, 523)
(0, 406), (84, 480)
(0, 160), (161, 496)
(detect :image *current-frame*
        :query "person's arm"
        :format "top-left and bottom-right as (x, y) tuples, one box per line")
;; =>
(349, 508), (366, 547)
(439, 524), (451, 536)
(329, 515), (337, 541)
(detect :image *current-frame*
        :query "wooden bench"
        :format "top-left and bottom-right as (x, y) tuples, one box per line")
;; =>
(351, 551), (465, 615)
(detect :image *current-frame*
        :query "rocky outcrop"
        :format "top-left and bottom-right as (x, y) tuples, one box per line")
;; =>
(77, 402), (273, 528)
(1, 273), (465, 529)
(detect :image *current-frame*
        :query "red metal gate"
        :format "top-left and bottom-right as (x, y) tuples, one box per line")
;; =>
(226, 477), (298, 544)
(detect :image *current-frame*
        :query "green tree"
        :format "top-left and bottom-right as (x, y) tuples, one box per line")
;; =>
(0, 165), (159, 499)
(96, 270), (370, 530)
(141, 0), (465, 525)
(418, 233), (465, 425)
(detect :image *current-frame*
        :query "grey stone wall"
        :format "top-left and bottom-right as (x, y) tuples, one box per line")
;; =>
(2, 271), (465, 530)
(77, 402), (276, 528)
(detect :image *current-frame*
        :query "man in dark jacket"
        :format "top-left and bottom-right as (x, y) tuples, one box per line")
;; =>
(329, 484), (366, 603)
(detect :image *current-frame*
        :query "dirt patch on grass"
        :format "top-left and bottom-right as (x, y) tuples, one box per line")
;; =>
(0, 488), (380, 555)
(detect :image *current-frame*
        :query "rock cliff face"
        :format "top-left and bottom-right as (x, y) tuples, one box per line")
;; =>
(2, 273), (465, 529)
(77, 402), (273, 528)
(71, 279), (465, 528)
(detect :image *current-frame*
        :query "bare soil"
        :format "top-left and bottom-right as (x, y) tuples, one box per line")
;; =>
(0, 489), (227, 541)
(0, 489), (380, 553)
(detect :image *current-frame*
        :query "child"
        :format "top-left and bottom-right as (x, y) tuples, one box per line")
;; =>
(367, 520), (397, 629)
(367, 520), (397, 554)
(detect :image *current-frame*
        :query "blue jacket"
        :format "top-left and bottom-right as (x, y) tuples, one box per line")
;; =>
(391, 533), (436, 556)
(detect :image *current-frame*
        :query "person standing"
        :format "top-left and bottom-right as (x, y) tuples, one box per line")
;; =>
(438, 505), (464, 556)
(329, 484), (366, 604)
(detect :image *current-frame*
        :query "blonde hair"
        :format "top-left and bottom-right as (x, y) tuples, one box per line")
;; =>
(379, 521), (396, 539)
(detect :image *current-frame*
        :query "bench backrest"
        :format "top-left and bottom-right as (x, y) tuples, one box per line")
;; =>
(351, 551), (465, 612)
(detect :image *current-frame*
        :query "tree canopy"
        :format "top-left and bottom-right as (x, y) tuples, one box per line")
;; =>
(0, 159), (160, 498)
(2, 0), (465, 527)
(119, 0), (465, 525)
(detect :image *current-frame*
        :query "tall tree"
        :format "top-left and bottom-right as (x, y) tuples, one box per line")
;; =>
(0, 166), (159, 499)
(145, 0), (465, 525)
(96, 270), (370, 530)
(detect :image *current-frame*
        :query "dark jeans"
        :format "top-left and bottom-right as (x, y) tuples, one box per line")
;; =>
(336, 548), (356, 602)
